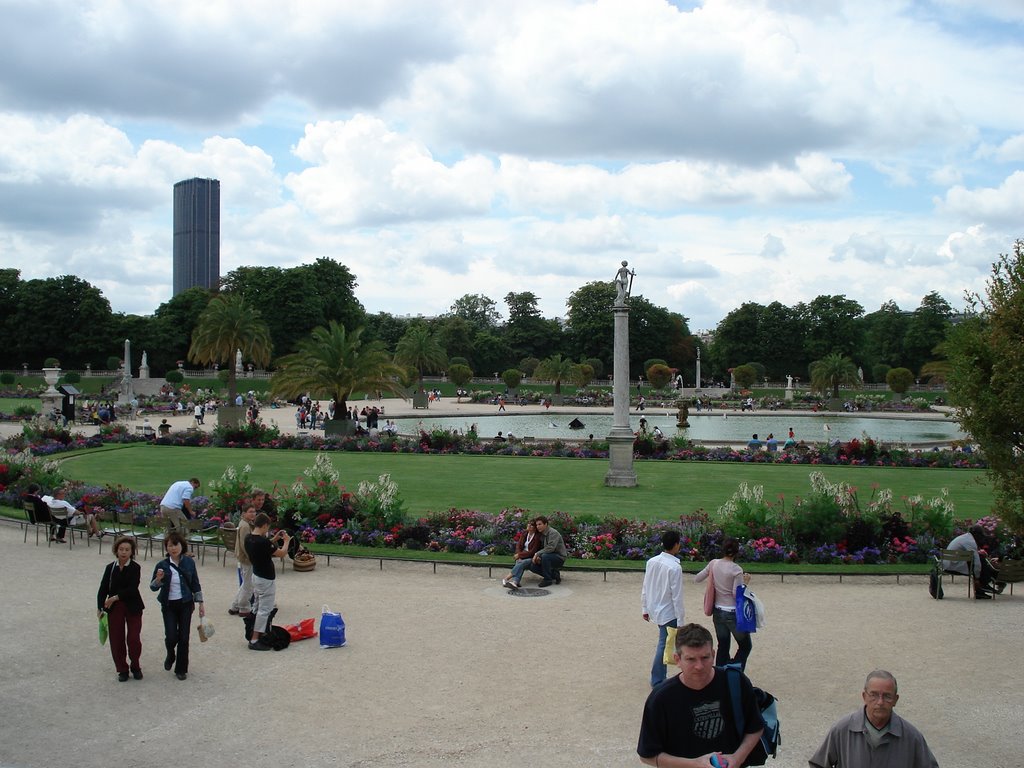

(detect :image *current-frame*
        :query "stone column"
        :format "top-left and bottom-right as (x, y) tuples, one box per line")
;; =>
(605, 301), (637, 487)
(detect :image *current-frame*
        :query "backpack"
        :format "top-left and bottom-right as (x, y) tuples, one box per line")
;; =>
(929, 557), (944, 599)
(264, 625), (291, 651)
(718, 664), (780, 764)
(243, 607), (278, 642)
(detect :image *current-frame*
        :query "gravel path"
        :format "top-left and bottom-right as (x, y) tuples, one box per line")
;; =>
(0, 523), (1019, 768)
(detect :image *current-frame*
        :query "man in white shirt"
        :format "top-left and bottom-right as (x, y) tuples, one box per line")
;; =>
(641, 530), (686, 688)
(160, 478), (200, 530)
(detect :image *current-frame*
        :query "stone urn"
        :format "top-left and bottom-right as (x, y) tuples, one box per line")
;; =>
(42, 367), (61, 394)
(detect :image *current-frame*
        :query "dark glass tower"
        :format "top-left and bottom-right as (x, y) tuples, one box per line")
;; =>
(172, 178), (221, 295)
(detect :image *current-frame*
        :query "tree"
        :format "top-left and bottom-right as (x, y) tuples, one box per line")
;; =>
(732, 364), (757, 390)
(221, 259), (363, 357)
(501, 369), (523, 391)
(646, 363), (673, 390)
(188, 293), (273, 402)
(535, 354), (575, 394)
(798, 295), (864, 362)
(809, 353), (860, 399)
(946, 240), (1024, 530)
(394, 324), (447, 385)
(271, 322), (404, 419)
(570, 362), (594, 389)
(885, 367), (915, 399)
(503, 291), (563, 363)
(903, 291), (953, 373)
(449, 364), (473, 398)
(859, 301), (908, 375)
(449, 293), (501, 330)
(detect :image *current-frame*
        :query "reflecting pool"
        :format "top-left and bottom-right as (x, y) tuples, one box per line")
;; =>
(392, 412), (966, 445)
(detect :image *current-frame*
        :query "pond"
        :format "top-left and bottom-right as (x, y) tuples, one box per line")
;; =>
(392, 412), (966, 445)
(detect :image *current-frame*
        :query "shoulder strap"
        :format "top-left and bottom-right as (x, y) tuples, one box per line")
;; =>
(718, 665), (745, 740)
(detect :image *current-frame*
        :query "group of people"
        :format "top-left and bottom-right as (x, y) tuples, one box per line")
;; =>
(638, 530), (938, 766)
(747, 427), (798, 452)
(97, 479), (295, 681)
(22, 483), (102, 543)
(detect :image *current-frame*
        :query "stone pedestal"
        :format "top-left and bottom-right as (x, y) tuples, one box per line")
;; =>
(40, 367), (63, 419)
(785, 388), (794, 402)
(605, 429), (639, 487)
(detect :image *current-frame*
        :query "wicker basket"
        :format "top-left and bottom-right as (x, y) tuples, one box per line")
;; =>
(293, 552), (317, 572)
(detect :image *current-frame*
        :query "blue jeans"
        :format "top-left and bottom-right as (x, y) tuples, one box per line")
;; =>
(713, 607), (752, 670)
(528, 553), (565, 581)
(509, 557), (532, 585)
(651, 619), (678, 687)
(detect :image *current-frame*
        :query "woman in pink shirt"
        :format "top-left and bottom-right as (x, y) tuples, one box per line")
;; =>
(694, 537), (753, 669)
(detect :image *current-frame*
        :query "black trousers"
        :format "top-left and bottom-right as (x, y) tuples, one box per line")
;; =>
(162, 600), (195, 674)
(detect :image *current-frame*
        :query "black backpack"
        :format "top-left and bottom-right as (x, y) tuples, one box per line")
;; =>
(265, 626), (291, 651)
(243, 607), (278, 642)
(718, 664), (780, 764)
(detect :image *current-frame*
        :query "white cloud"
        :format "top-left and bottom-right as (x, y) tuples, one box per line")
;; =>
(939, 171), (1024, 226)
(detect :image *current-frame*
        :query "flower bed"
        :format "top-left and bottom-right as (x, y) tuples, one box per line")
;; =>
(3, 447), (1016, 566)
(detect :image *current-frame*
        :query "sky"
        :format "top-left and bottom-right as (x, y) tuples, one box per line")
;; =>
(2, 0), (1023, 334)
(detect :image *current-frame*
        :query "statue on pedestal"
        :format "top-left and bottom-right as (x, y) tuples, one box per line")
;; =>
(614, 260), (635, 306)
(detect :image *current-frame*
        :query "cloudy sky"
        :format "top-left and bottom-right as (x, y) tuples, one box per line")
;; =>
(2, 0), (1023, 332)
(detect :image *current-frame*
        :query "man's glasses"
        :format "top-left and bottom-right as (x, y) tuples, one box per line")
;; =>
(865, 691), (896, 702)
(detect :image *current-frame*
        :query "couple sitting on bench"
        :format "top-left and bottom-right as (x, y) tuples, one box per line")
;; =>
(502, 515), (567, 590)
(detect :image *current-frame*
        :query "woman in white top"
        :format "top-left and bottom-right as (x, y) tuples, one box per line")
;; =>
(694, 537), (753, 669)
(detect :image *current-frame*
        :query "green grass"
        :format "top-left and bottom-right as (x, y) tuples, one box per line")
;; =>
(0, 397), (39, 415)
(58, 444), (994, 521)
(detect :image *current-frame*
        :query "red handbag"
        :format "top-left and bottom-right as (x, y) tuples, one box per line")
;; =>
(282, 617), (317, 642)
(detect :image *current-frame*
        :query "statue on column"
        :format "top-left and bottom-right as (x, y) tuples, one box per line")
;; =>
(614, 261), (635, 306)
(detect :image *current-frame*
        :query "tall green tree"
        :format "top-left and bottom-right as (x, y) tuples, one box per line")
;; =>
(798, 295), (864, 362)
(8, 275), (116, 368)
(449, 293), (501, 330)
(946, 239), (1024, 530)
(903, 291), (953, 374)
(394, 324), (448, 385)
(503, 291), (564, 363)
(271, 322), (404, 418)
(859, 301), (909, 377)
(188, 293), (273, 401)
(221, 259), (363, 356)
(809, 352), (860, 399)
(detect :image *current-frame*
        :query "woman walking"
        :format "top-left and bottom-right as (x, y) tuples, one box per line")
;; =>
(97, 536), (145, 682)
(150, 531), (205, 680)
(694, 537), (753, 669)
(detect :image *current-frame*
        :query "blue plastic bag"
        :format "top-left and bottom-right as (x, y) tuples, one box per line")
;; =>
(319, 604), (346, 648)
(735, 584), (757, 633)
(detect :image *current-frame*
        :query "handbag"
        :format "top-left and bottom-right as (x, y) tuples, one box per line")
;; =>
(282, 617), (318, 642)
(197, 615), (215, 642)
(748, 589), (766, 628)
(703, 561), (716, 616)
(98, 612), (109, 646)
(319, 605), (346, 648)
(736, 584), (758, 633)
(662, 626), (678, 666)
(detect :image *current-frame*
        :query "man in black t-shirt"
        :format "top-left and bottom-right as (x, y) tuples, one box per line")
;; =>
(638, 623), (764, 767)
(244, 513), (290, 651)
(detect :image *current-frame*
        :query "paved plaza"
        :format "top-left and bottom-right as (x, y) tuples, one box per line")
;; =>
(0, 520), (1020, 767)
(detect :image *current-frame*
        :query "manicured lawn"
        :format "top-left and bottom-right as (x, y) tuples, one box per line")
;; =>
(58, 444), (995, 521)
(0, 397), (39, 415)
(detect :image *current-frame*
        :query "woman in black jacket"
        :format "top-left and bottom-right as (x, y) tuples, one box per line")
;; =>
(97, 536), (145, 682)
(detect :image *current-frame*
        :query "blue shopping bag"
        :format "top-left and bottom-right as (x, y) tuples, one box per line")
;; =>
(735, 585), (757, 633)
(319, 604), (346, 648)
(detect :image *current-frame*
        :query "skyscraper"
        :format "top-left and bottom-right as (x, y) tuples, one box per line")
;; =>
(172, 177), (221, 295)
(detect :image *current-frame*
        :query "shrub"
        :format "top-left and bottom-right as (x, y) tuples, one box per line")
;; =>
(43, 357), (60, 368)
(0, 372), (15, 386)
(165, 370), (184, 384)
(63, 372), (80, 384)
